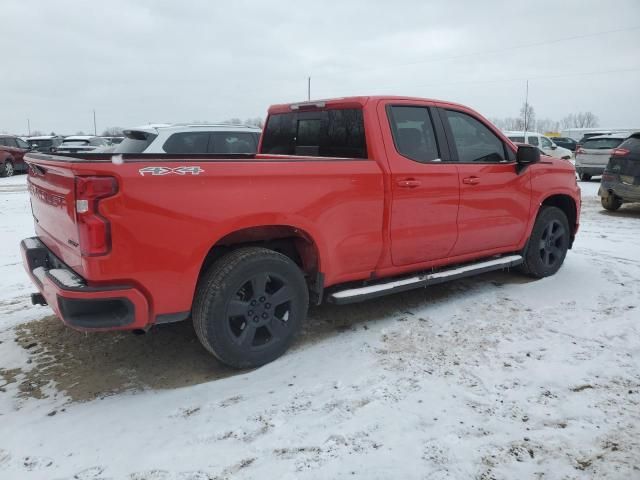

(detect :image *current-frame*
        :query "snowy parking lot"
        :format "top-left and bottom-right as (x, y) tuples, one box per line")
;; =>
(0, 174), (638, 479)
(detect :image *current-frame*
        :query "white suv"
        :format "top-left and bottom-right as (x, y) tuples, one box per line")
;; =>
(504, 131), (573, 160)
(112, 124), (262, 155)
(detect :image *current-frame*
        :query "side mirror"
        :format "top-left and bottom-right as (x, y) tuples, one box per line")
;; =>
(516, 144), (540, 172)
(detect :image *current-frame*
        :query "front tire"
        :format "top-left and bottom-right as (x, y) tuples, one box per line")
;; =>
(521, 206), (570, 278)
(1, 161), (14, 177)
(601, 194), (622, 211)
(193, 247), (309, 369)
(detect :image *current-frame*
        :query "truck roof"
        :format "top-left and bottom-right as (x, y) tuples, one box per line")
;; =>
(267, 96), (469, 114)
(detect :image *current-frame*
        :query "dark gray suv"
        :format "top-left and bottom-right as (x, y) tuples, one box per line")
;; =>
(599, 133), (640, 210)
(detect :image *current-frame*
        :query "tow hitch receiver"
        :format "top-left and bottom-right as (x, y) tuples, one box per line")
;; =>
(31, 293), (48, 306)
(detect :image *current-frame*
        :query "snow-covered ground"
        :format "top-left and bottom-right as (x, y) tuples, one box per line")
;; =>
(0, 174), (638, 479)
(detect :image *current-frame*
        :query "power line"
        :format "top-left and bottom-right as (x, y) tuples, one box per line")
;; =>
(316, 25), (640, 77)
(337, 66), (640, 94)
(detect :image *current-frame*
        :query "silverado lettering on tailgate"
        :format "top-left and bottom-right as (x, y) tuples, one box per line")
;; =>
(139, 166), (204, 176)
(29, 183), (66, 208)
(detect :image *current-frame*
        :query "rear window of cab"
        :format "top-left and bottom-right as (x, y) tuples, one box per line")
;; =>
(261, 108), (367, 158)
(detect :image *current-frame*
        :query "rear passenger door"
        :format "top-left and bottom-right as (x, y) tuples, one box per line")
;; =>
(439, 108), (531, 257)
(382, 103), (460, 266)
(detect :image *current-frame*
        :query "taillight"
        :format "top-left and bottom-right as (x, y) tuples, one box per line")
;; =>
(612, 148), (630, 157)
(75, 176), (118, 256)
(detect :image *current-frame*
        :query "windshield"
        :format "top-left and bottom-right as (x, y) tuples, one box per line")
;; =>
(30, 139), (53, 147)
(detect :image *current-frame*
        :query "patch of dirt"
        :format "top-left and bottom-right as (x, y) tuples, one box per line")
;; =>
(9, 316), (237, 402)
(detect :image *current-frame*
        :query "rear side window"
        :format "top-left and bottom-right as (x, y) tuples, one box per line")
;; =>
(114, 131), (158, 153)
(445, 110), (505, 163)
(162, 132), (210, 154)
(3, 137), (17, 147)
(582, 138), (625, 149)
(209, 132), (257, 154)
(527, 136), (539, 146)
(387, 106), (439, 162)
(507, 136), (525, 143)
(261, 108), (367, 158)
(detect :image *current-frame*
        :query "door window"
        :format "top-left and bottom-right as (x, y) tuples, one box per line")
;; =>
(387, 106), (440, 163)
(162, 132), (210, 154)
(527, 136), (539, 146)
(540, 137), (553, 149)
(209, 132), (257, 154)
(445, 110), (505, 163)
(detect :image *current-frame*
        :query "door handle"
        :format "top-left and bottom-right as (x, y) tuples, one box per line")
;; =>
(397, 179), (421, 188)
(462, 176), (480, 185)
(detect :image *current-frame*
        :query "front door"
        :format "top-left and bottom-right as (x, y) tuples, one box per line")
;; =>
(382, 103), (460, 266)
(439, 108), (531, 257)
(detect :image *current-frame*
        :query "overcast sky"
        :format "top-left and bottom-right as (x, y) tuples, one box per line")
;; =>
(2, 0), (639, 135)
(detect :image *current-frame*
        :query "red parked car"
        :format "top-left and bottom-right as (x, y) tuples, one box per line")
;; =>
(0, 134), (32, 176)
(21, 96), (580, 368)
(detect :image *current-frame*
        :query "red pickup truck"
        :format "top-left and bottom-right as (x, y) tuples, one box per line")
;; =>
(21, 96), (580, 368)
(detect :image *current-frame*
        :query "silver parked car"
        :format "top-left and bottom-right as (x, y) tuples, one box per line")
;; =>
(55, 136), (109, 154)
(575, 134), (628, 181)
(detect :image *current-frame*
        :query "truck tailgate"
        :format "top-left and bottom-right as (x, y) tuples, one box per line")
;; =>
(26, 157), (82, 271)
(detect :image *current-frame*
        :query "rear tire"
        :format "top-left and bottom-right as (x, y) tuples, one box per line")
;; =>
(580, 173), (591, 181)
(192, 247), (308, 369)
(521, 206), (570, 278)
(601, 194), (622, 211)
(1, 160), (14, 177)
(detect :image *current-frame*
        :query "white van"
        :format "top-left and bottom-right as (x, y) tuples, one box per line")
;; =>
(504, 131), (573, 160)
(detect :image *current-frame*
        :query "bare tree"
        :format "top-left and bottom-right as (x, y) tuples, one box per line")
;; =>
(220, 118), (243, 125)
(102, 127), (124, 136)
(536, 118), (560, 134)
(520, 103), (535, 132)
(575, 112), (599, 128)
(561, 112), (599, 129)
(244, 117), (264, 128)
(30, 130), (44, 136)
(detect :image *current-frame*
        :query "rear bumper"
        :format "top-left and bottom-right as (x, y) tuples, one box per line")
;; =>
(576, 165), (605, 176)
(21, 237), (150, 331)
(599, 179), (640, 202)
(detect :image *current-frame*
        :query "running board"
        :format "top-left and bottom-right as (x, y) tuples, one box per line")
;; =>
(328, 255), (523, 304)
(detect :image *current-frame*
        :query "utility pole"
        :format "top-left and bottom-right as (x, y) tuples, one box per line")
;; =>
(307, 77), (311, 101)
(523, 80), (529, 134)
(93, 109), (97, 136)
(27, 119), (31, 136)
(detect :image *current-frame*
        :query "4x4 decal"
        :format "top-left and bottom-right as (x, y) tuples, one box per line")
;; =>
(139, 166), (204, 176)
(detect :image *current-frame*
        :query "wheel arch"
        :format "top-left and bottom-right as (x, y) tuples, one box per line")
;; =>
(197, 224), (324, 303)
(539, 194), (578, 245)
